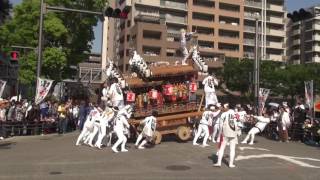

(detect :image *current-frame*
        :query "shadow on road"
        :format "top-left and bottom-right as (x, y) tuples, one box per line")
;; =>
(208, 154), (229, 166)
(0, 141), (16, 150)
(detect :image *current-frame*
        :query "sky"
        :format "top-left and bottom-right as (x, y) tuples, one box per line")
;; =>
(9, 0), (320, 53)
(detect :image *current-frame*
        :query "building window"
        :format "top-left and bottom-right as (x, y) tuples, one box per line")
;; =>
(193, 0), (215, 8)
(127, 35), (130, 42)
(143, 30), (161, 40)
(127, 20), (131, 27)
(219, 29), (239, 39)
(143, 46), (161, 56)
(219, 3), (240, 12)
(218, 43), (239, 51)
(192, 12), (214, 22)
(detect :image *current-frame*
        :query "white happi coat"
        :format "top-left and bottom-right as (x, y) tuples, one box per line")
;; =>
(252, 115), (270, 132)
(220, 109), (239, 139)
(114, 113), (130, 133)
(85, 107), (101, 131)
(202, 76), (219, 106)
(141, 116), (157, 137)
(200, 111), (214, 126)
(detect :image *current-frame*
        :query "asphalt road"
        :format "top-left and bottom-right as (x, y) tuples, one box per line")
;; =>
(0, 132), (319, 180)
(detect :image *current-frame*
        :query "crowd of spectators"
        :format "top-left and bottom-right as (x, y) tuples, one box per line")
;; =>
(0, 98), (92, 139)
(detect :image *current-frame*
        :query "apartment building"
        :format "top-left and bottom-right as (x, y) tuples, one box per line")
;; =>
(113, 0), (286, 72)
(287, 5), (320, 64)
(244, 0), (286, 62)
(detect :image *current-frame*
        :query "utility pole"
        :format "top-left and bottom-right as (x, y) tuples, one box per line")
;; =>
(254, 13), (260, 115)
(36, 0), (45, 101)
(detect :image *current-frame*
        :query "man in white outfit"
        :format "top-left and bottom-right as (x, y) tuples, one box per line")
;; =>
(202, 75), (219, 108)
(111, 106), (132, 153)
(180, 29), (194, 65)
(241, 110), (271, 145)
(211, 103), (222, 143)
(135, 111), (158, 149)
(108, 78), (124, 109)
(94, 106), (116, 149)
(193, 105), (215, 147)
(75, 105), (101, 146)
(214, 104), (240, 168)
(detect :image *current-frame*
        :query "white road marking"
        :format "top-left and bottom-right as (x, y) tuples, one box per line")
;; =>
(238, 146), (271, 151)
(235, 154), (320, 168)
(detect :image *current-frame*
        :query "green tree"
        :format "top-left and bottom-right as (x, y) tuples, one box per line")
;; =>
(223, 58), (320, 103)
(0, 0), (107, 84)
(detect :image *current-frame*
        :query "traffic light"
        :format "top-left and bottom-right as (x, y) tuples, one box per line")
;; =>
(104, 6), (130, 19)
(10, 51), (19, 61)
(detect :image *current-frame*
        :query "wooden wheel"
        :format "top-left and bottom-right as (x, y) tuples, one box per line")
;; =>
(153, 131), (162, 145)
(176, 126), (191, 142)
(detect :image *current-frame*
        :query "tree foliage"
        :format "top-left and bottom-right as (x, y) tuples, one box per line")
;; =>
(222, 58), (320, 101)
(0, 0), (107, 84)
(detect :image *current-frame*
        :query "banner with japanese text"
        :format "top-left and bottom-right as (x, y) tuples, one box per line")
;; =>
(35, 78), (54, 105)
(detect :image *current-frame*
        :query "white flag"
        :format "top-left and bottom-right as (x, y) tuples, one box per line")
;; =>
(305, 80), (314, 108)
(0, 80), (6, 98)
(259, 88), (270, 115)
(35, 78), (54, 105)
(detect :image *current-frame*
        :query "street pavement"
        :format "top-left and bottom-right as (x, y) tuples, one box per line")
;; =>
(0, 132), (319, 180)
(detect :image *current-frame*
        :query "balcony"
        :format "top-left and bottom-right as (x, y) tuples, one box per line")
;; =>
(266, 41), (284, 49)
(165, 15), (187, 25)
(312, 56), (320, 63)
(244, 52), (255, 59)
(312, 45), (320, 52)
(292, 39), (300, 45)
(136, 0), (161, 7)
(267, 3), (284, 12)
(292, 49), (300, 55)
(244, 26), (255, 32)
(313, 34), (320, 41)
(245, 1), (262, 8)
(314, 24), (320, 30)
(266, 54), (283, 61)
(244, 12), (262, 20)
(267, 16), (284, 24)
(161, 1), (187, 11)
(244, 39), (255, 46)
(292, 29), (300, 35)
(135, 11), (160, 18)
(266, 28), (285, 37)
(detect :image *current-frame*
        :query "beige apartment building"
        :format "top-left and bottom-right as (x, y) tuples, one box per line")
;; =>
(287, 5), (320, 64)
(110, 0), (286, 72)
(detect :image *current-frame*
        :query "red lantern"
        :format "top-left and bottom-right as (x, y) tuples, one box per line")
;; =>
(164, 84), (173, 96)
(189, 82), (197, 93)
(151, 89), (158, 99)
(126, 91), (135, 102)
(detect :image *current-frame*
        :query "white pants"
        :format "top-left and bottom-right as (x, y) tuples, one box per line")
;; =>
(242, 127), (260, 144)
(181, 47), (189, 65)
(85, 123), (100, 146)
(135, 134), (148, 148)
(112, 129), (127, 151)
(76, 128), (91, 145)
(205, 92), (218, 108)
(216, 136), (237, 166)
(95, 125), (107, 148)
(193, 124), (209, 145)
(212, 124), (221, 142)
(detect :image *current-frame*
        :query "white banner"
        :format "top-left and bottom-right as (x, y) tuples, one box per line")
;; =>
(305, 80), (314, 109)
(259, 88), (270, 115)
(35, 78), (54, 105)
(0, 80), (6, 98)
